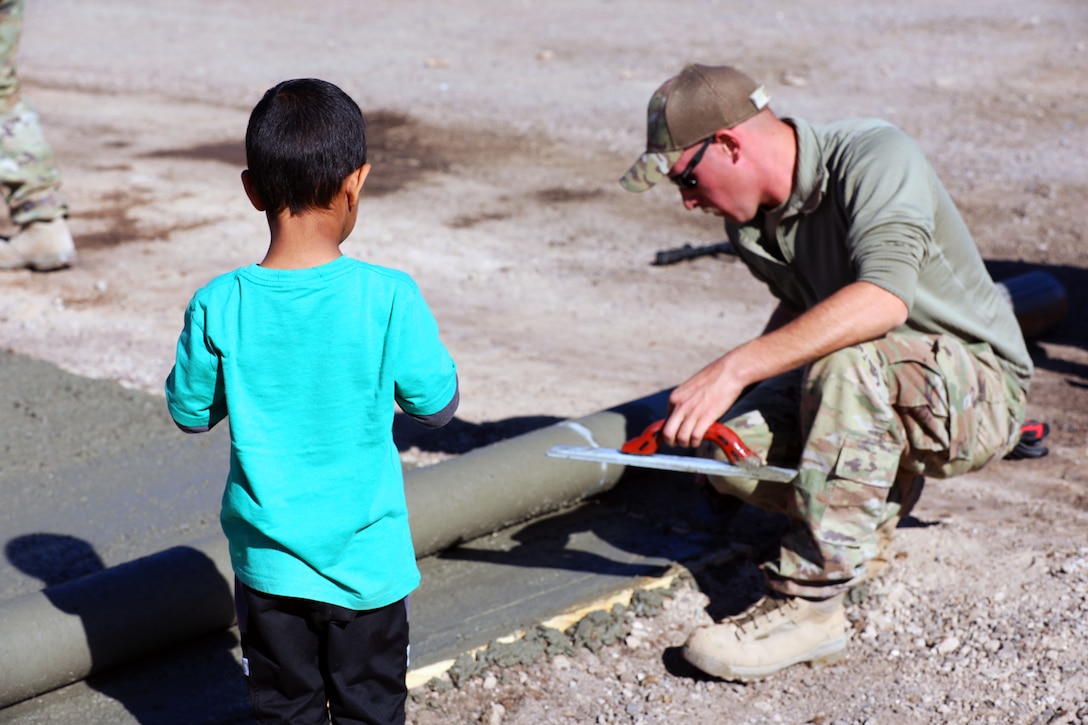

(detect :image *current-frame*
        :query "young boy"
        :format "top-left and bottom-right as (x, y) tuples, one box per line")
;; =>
(165, 78), (459, 724)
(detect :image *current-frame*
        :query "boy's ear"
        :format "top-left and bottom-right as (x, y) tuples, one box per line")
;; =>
(241, 170), (266, 212)
(344, 164), (371, 208)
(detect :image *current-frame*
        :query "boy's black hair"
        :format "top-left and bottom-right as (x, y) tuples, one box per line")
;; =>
(245, 78), (367, 215)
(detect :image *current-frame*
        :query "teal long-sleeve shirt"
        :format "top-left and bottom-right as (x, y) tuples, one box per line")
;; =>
(165, 256), (458, 610)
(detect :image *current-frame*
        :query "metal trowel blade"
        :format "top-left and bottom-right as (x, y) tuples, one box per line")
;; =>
(546, 445), (796, 482)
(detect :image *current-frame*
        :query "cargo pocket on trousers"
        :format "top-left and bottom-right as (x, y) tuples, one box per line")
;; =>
(809, 436), (902, 544)
(892, 359), (953, 457)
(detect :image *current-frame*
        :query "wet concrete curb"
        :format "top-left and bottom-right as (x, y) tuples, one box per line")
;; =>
(0, 536), (235, 708)
(0, 390), (669, 708)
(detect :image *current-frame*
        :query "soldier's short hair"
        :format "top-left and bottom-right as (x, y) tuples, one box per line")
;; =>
(245, 78), (367, 214)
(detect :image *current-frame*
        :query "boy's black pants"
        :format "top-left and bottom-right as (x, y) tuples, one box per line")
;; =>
(235, 580), (409, 725)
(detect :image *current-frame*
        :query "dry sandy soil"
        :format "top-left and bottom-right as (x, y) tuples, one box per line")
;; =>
(2, 1), (1088, 723)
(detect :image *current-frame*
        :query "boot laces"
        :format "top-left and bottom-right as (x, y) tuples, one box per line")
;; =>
(729, 594), (799, 637)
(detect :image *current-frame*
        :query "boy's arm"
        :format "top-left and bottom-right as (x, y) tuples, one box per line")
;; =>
(392, 283), (459, 429)
(165, 301), (227, 434)
(173, 420), (212, 434)
(404, 376), (459, 429)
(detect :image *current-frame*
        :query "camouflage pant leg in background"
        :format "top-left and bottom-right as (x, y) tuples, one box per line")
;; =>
(703, 331), (1026, 599)
(0, 0), (66, 226)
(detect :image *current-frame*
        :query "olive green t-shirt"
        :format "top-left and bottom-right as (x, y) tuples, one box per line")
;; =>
(727, 117), (1032, 392)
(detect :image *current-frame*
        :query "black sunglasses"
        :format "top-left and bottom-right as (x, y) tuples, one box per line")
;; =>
(669, 136), (714, 189)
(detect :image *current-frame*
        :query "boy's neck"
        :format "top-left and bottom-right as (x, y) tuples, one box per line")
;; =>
(244, 165), (368, 270)
(259, 209), (346, 270)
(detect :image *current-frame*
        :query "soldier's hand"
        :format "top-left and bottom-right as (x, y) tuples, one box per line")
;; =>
(662, 356), (746, 448)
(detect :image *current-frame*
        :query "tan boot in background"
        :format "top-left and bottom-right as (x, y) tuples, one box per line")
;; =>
(683, 592), (848, 682)
(0, 218), (77, 271)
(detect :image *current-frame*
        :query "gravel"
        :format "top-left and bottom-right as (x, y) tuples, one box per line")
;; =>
(405, 497), (1088, 725)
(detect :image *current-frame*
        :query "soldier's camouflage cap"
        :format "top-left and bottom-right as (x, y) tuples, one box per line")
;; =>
(620, 64), (770, 192)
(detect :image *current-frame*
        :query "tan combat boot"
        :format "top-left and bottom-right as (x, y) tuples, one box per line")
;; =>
(0, 217), (77, 271)
(683, 592), (848, 682)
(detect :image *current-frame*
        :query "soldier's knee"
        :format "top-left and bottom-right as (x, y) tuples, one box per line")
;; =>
(810, 345), (870, 379)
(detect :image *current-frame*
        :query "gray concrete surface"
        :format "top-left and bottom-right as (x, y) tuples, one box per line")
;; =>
(0, 504), (714, 725)
(0, 349), (721, 722)
(0, 336), (673, 701)
(0, 350), (230, 601)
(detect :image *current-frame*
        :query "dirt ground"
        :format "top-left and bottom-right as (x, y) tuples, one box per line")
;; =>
(3, 0), (1088, 723)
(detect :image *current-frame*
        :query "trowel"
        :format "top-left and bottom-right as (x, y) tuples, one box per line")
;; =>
(547, 420), (797, 483)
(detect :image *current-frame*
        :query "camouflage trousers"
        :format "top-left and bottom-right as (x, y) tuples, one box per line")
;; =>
(701, 331), (1027, 598)
(0, 0), (66, 226)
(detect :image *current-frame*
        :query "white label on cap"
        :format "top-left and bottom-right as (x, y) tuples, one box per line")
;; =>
(750, 85), (771, 111)
(647, 151), (672, 175)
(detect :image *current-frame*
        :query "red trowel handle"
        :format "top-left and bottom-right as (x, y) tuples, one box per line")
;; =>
(620, 419), (760, 466)
(704, 423), (762, 467)
(620, 420), (666, 454)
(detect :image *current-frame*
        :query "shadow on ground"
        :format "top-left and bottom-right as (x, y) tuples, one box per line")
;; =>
(394, 412), (564, 455)
(4, 534), (252, 724)
(987, 260), (1088, 375)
